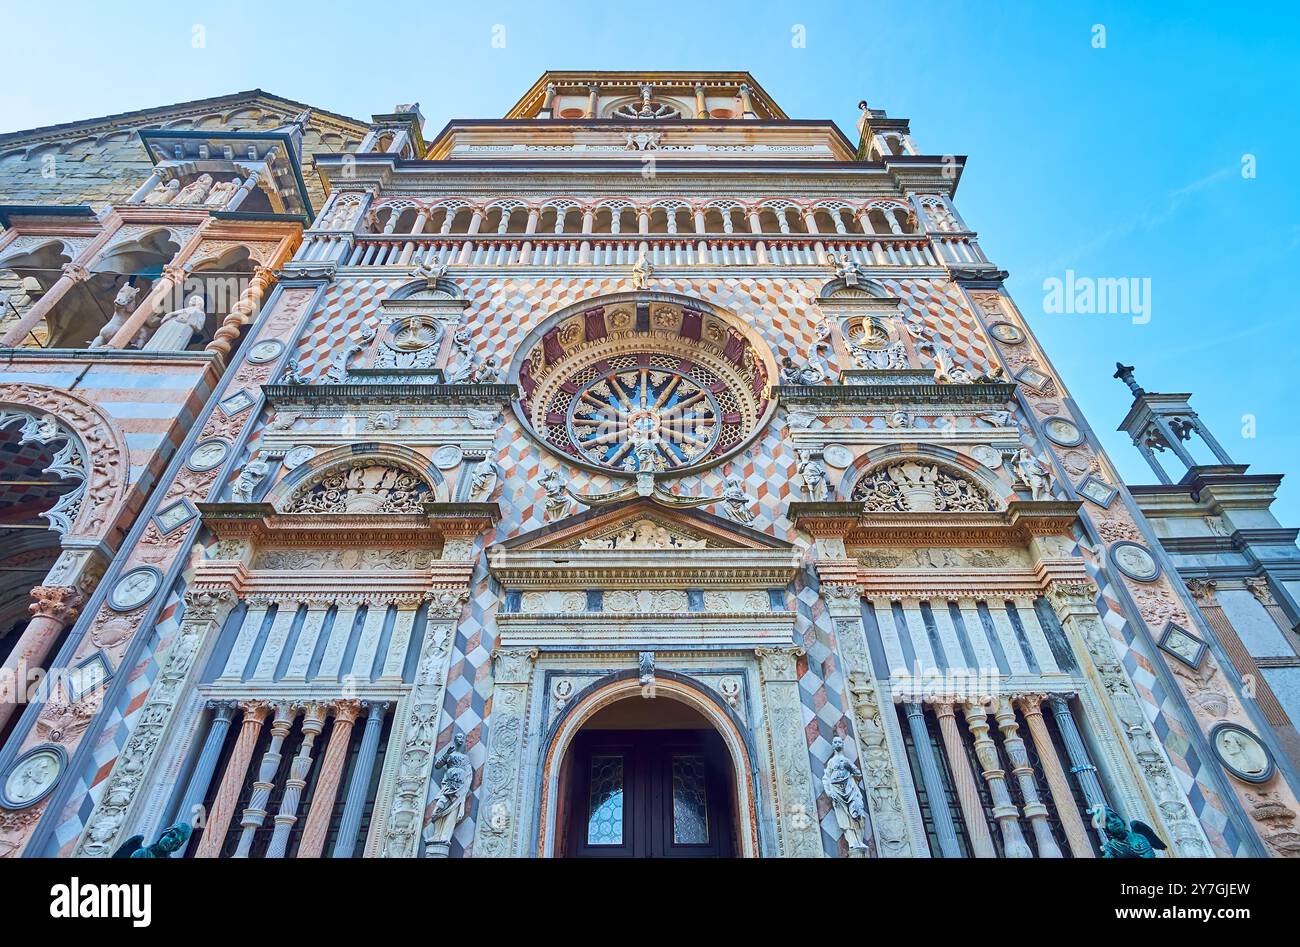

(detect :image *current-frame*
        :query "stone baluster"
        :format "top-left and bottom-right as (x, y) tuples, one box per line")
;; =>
(0, 585), (82, 731)
(994, 697), (1062, 857)
(694, 82), (707, 118)
(902, 702), (962, 857)
(540, 81), (557, 117)
(931, 700), (997, 857)
(171, 701), (237, 857)
(1017, 694), (1094, 857)
(1047, 695), (1108, 822)
(264, 702), (327, 857)
(962, 699), (1033, 857)
(296, 700), (362, 858)
(584, 83), (599, 119)
(332, 701), (388, 858)
(196, 700), (272, 857)
(233, 702), (298, 857)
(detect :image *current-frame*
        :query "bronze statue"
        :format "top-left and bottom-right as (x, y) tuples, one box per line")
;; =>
(111, 822), (192, 858)
(1097, 805), (1166, 858)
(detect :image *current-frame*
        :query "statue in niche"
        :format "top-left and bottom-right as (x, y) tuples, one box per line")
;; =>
(111, 822), (192, 858)
(468, 457), (497, 501)
(443, 325), (476, 384)
(822, 736), (869, 851)
(796, 450), (829, 501)
(173, 173), (214, 205)
(88, 282), (140, 349)
(422, 734), (472, 855)
(203, 176), (242, 208)
(721, 476), (755, 525)
(1014, 447), (1054, 501)
(142, 294), (206, 351)
(231, 454), (271, 502)
(1098, 806), (1167, 858)
(539, 469), (573, 521)
(631, 248), (654, 290)
(142, 179), (180, 205)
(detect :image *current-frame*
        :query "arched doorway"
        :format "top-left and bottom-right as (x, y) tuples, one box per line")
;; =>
(539, 674), (759, 858)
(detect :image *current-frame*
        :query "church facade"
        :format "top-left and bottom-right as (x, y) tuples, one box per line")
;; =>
(0, 71), (1297, 859)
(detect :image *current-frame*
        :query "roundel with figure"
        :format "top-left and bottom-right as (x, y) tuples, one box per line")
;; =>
(513, 294), (776, 477)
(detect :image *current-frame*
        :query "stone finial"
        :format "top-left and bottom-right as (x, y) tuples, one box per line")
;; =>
(1113, 362), (1145, 396)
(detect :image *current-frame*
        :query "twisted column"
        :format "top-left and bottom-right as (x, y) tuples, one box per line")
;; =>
(994, 697), (1062, 857)
(233, 702), (297, 857)
(205, 264), (273, 359)
(265, 702), (327, 857)
(196, 700), (272, 857)
(962, 699), (1033, 857)
(1018, 694), (1094, 857)
(297, 700), (362, 858)
(932, 700), (997, 857)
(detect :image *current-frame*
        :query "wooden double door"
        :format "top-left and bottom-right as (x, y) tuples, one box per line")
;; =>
(566, 729), (736, 858)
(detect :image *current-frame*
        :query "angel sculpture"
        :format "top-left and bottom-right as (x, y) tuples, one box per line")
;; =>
(112, 822), (191, 858)
(1097, 805), (1167, 858)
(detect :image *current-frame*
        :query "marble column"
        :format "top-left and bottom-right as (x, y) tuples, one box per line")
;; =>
(332, 701), (388, 858)
(962, 699), (1033, 857)
(931, 700), (997, 857)
(265, 702), (327, 857)
(584, 84), (599, 119)
(171, 701), (237, 857)
(0, 585), (82, 731)
(694, 82), (707, 118)
(903, 702), (961, 857)
(1047, 695), (1107, 818)
(297, 700), (362, 858)
(472, 647), (540, 858)
(0, 263), (90, 346)
(994, 697), (1062, 857)
(196, 700), (272, 857)
(233, 702), (298, 858)
(1018, 694), (1094, 857)
(755, 646), (825, 857)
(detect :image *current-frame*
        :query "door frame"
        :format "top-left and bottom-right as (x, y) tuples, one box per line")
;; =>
(536, 671), (761, 858)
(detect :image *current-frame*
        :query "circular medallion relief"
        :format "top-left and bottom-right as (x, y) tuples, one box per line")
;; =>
(822, 445), (853, 469)
(1108, 541), (1161, 582)
(989, 322), (1024, 344)
(1042, 417), (1083, 447)
(969, 445), (1005, 469)
(2, 745), (66, 808)
(108, 566), (162, 612)
(1210, 723), (1275, 783)
(246, 339), (284, 364)
(282, 445), (316, 471)
(513, 296), (775, 477)
(186, 438), (230, 472)
(433, 445), (463, 470)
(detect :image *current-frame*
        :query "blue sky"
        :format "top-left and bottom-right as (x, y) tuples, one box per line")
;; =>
(6, 1), (1298, 521)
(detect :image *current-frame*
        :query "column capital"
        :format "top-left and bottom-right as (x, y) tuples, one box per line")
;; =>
(821, 582), (861, 616)
(333, 698), (363, 724)
(491, 647), (538, 684)
(1244, 577), (1278, 607)
(238, 699), (274, 722)
(1184, 578), (1218, 606)
(182, 588), (237, 623)
(755, 645), (804, 683)
(28, 585), (83, 623)
(205, 699), (239, 720)
(1044, 580), (1098, 613)
(1016, 692), (1048, 714)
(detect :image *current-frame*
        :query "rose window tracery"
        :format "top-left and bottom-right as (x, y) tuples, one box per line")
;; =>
(514, 296), (774, 476)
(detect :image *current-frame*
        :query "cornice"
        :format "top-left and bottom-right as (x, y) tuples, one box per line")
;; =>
(196, 502), (500, 545)
(488, 546), (802, 589)
(776, 381), (1018, 406)
(263, 382), (519, 406)
(790, 500), (1080, 546)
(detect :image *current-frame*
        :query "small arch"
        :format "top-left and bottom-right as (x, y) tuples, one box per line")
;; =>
(264, 442), (449, 511)
(839, 444), (1012, 508)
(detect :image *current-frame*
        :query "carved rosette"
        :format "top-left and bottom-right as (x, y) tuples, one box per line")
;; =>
(472, 648), (539, 858)
(73, 588), (236, 857)
(377, 591), (467, 857)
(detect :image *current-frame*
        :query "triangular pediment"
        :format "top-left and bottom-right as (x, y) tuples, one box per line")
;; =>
(504, 498), (792, 552)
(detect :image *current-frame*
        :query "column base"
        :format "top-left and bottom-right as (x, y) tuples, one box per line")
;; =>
(424, 841), (450, 859)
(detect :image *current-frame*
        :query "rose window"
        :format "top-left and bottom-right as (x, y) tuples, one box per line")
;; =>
(513, 296), (775, 477)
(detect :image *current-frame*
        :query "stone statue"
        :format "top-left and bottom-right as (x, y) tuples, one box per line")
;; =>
(231, 454), (271, 502)
(444, 325), (475, 384)
(111, 822), (191, 858)
(470, 355), (501, 384)
(142, 178), (180, 205)
(280, 358), (310, 385)
(422, 734), (471, 855)
(796, 450), (828, 501)
(173, 173), (214, 205)
(921, 339), (974, 384)
(1098, 805), (1167, 858)
(631, 248), (654, 290)
(1014, 447), (1054, 501)
(411, 258), (448, 289)
(88, 282), (140, 349)
(885, 409), (910, 429)
(142, 294), (206, 351)
(203, 176), (242, 208)
(822, 736), (868, 851)
(780, 323), (833, 386)
(827, 251), (866, 287)
(721, 476), (755, 525)
(539, 469), (573, 521)
(468, 458), (497, 500)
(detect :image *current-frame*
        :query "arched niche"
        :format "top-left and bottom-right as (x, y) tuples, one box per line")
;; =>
(265, 442), (450, 513)
(839, 444), (1012, 511)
